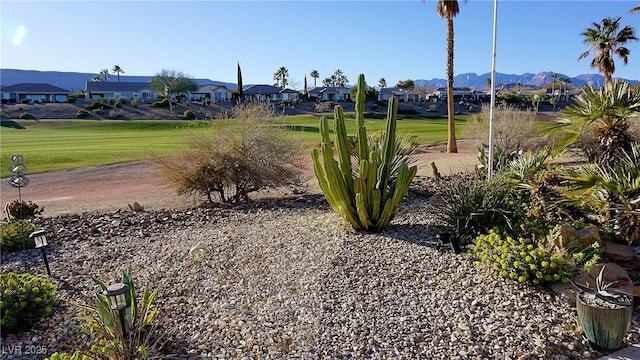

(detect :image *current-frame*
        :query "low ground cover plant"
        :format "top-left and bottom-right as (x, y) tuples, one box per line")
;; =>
(1, 220), (38, 251)
(0, 271), (57, 333)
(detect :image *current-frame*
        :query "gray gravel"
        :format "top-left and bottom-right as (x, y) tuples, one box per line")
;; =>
(1, 194), (639, 359)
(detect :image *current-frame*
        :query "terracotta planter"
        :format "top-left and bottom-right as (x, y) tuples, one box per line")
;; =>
(576, 293), (633, 350)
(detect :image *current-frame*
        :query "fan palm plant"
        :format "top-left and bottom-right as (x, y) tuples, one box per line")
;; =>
(561, 142), (640, 245)
(547, 79), (640, 164)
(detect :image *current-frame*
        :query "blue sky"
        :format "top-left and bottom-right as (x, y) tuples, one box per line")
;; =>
(1, 0), (639, 88)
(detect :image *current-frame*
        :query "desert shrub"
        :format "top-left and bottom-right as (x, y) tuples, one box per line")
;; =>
(76, 109), (91, 118)
(471, 229), (600, 285)
(130, 98), (138, 107)
(151, 98), (170, 108)
(66, 95), (77, 103)
(5, 200), (44, 219)
(84, 100), (102, 110)
(33, 100), (40, 104)
(19, 111), (35, 119)
(436, 175), (522, 247)
(154, 100), (303, 204)
(0, 271), (57, 333)
(77, 268), (167, 359)
(182, 109), (196, 120)
(108, 109), (121, 119)
(92, 108), (104, 115)
(1, 220), (38, 251)
(314, 101), (333, 113)
(462, 105), (544, 153)
(21, 99), (30, 104)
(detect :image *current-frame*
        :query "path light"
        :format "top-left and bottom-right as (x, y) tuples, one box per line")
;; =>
(105, 283), (129, 337)
(29, 230), (51, 276)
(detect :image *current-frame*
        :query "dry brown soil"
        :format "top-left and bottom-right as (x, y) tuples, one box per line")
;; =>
(0, 145), (481, 217)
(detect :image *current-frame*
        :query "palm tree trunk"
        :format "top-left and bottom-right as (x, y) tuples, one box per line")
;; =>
(446, 17), (458, 153)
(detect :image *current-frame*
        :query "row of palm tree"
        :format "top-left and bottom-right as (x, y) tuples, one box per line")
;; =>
(91, 65), (125, 82)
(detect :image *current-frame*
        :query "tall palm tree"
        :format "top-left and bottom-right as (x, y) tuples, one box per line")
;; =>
(112, 65), (125, 82)
(310, 70), (319, 87)
(434, 0), (464, 153)
(578, 17), (638, 84)
(100, 68), (110, 82)
(273, 66), (289, 89)
(630, 6), (640, 14)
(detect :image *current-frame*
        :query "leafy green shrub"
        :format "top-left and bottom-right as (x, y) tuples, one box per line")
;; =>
(472, 229), (600, 285)
(77, 268), (165, 359)
(0, 271), (57, 333)
(76, 109), (91, 118)
(182, 109), (196, 120)
(1, 220), (38, 251)
(5, 200), (44, 219)
(154, 99), (302, 204)
(84, 100), (102, 110)
(45, 352), (91, 360)
(19, 111), (35, 119)
(312, 74), (417, 231)
(151, 98), (171, 108)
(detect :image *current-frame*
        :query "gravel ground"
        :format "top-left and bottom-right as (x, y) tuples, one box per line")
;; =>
(1, 190), (639, 359)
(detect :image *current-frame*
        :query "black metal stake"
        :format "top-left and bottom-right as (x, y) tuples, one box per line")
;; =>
(118, 309), (127, 338)
(40, 247), (51, 276)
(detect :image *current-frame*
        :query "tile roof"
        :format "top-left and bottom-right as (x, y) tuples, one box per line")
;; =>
(243, 84), (282, 95)
(0, 83), (70, 93)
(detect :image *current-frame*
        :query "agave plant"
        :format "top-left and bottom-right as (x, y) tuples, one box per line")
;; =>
(548, 79), (640, 164)
(572, 265), (633, 307)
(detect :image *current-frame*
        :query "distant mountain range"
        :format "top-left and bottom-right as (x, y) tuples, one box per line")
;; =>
(0, 69), (637, 91)
(415, 71), (638, 89)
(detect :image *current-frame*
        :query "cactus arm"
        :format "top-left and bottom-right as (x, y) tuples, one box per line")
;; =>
(378, 96), (398, 200)
(356, 75), (370, 161)
(333, 105), (355, 195)
(377, 163), (417, 229)
(355, 193), (374, 229)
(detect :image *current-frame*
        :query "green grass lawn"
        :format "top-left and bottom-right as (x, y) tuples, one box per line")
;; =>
(0, 115), (468, 177)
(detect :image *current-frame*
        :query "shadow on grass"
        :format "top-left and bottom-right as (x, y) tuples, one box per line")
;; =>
(283, 125), (320, 133)
(0, 119), (26, 129)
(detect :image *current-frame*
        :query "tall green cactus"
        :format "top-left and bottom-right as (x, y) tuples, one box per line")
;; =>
(311, 74), (418, 231)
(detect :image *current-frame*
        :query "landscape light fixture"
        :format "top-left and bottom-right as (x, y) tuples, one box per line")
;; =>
(29, 229), (51, 276)
(105, 282), (129, 337)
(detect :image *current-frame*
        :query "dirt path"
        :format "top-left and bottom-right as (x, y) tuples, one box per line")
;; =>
(1, 149), (480, 217)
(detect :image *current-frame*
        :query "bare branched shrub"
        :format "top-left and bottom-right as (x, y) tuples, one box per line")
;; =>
(153, 100), (303, 204)
(461, 105), (545, 152)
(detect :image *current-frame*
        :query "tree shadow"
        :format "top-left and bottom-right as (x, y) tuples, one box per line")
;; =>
(0, 119), (25, 129)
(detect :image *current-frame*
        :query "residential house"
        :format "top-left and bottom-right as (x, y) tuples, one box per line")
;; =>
(307, 86), (350, 102)
(243, 85), (299, 102)
(431, 87), (486, 102)
(0, 83), (70, 103)
(378, 88), (409, 102)
(190, 84), (233, 102)
(84, 81), (157, 101)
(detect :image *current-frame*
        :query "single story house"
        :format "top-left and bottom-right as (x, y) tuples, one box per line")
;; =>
(378, 88), (409, 102)
(0, 83), (70, 103)
(84, 81), (157, 101)
(243, 85), (299, 102)
(307, 87), (350, 102)
(431, 87), (486, 102)
(190, 84), (233, 102)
